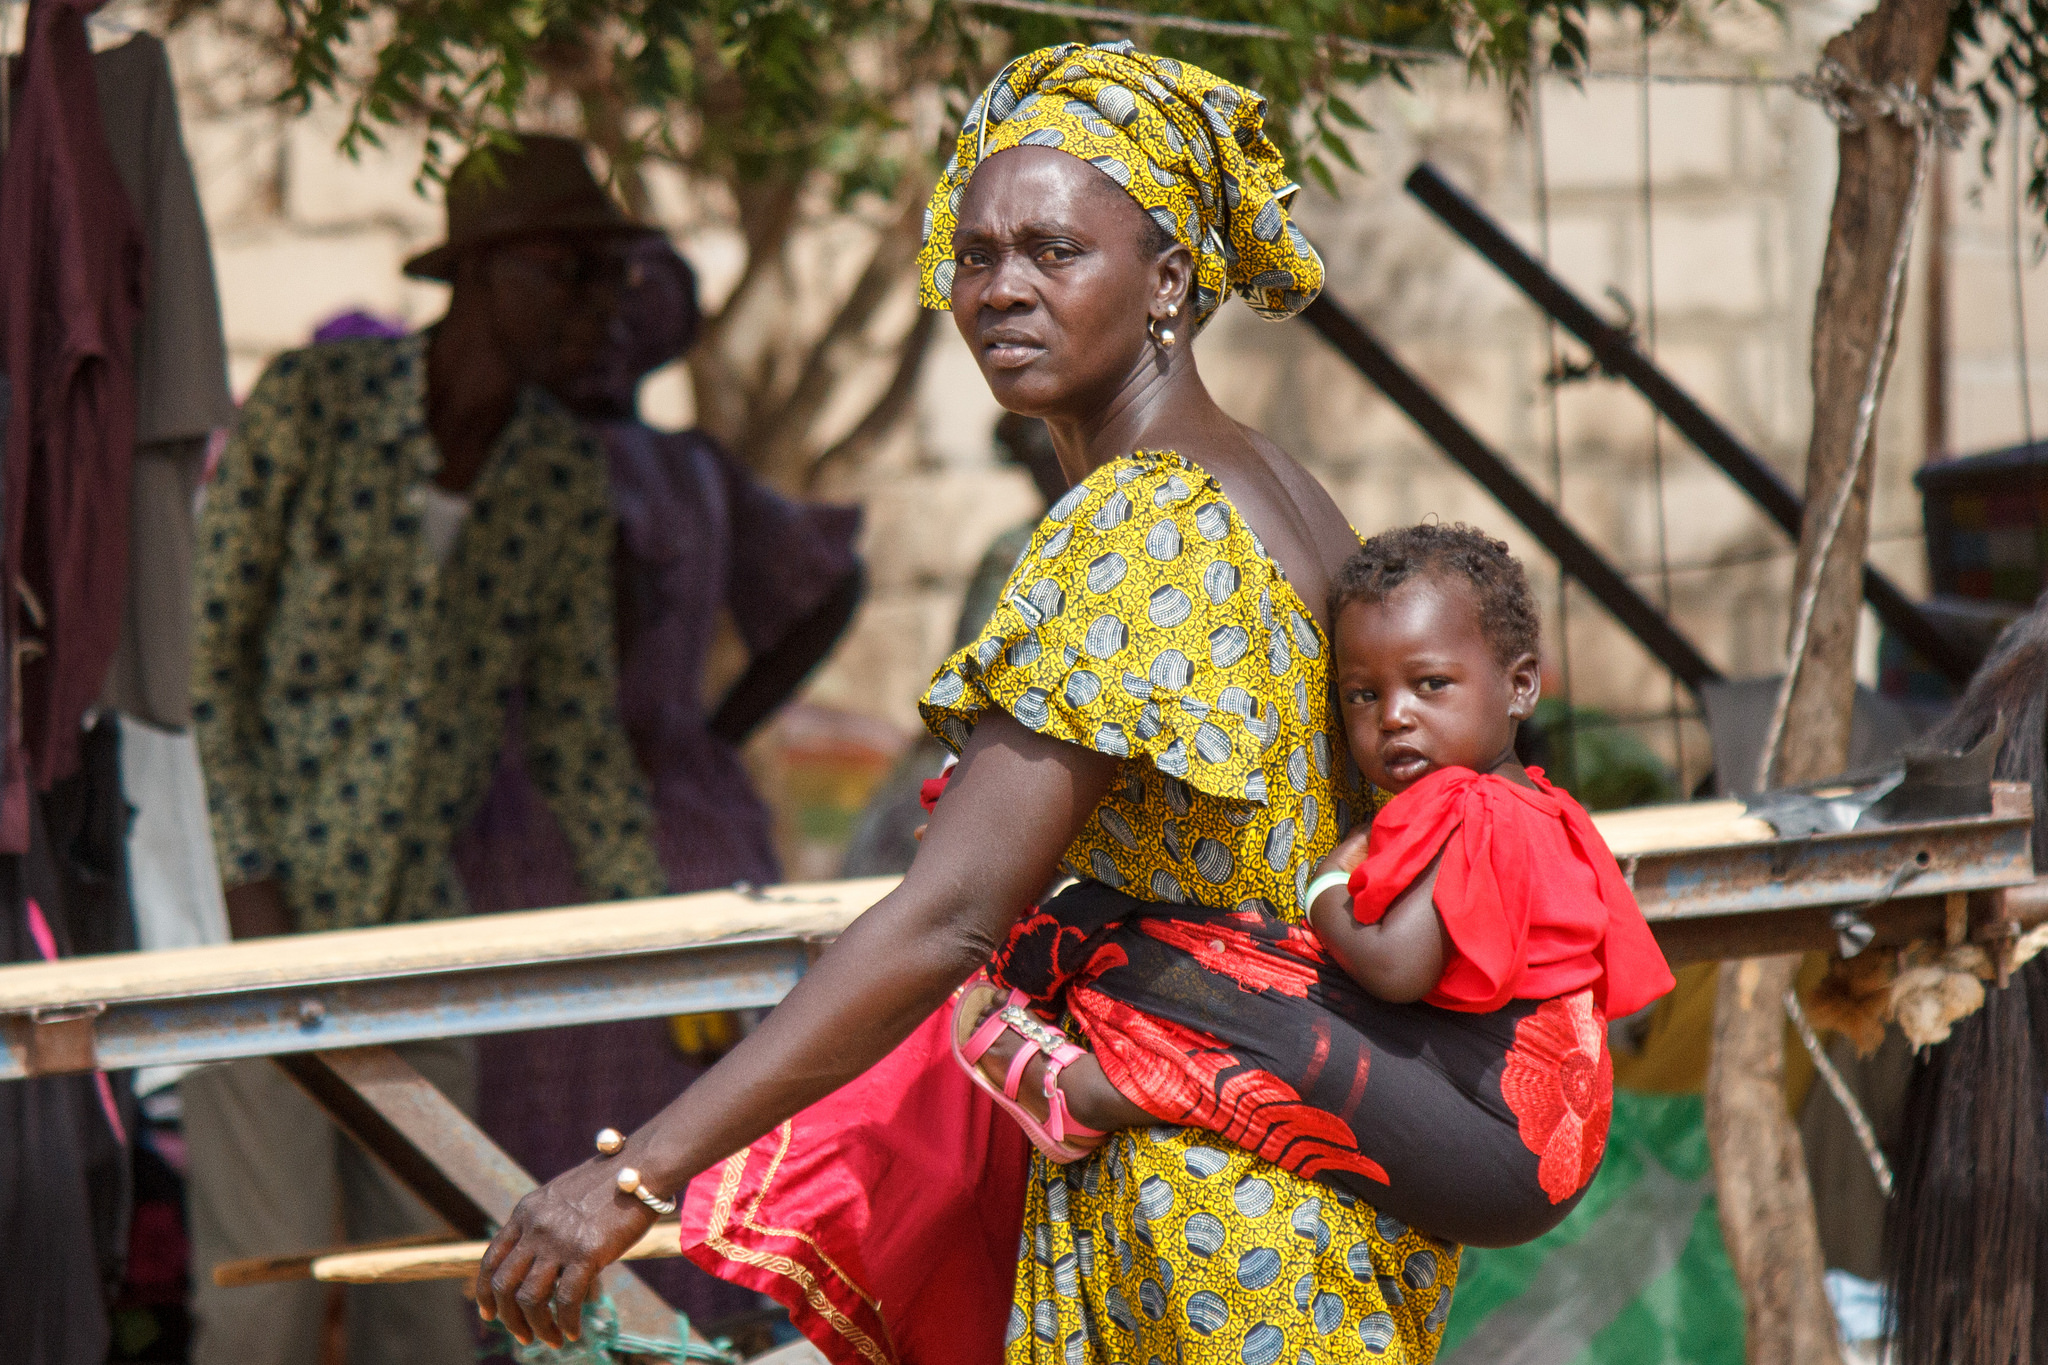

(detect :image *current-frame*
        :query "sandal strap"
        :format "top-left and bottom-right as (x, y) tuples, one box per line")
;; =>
(961, 988), (1031, 1067)
(993, 1005), (1107, 1144)
(1001, 1040), (1040, 1102)
(997, 1005), (1071, 1056)
(1039, 1040), (1107, 1143)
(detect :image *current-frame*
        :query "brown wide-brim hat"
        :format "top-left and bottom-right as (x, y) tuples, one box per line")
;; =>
(403, 133), (657, 282)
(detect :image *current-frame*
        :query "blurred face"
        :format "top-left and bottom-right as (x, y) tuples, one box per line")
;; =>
(1334, 574), (1539, 793)
(947, 147), (1171, 417)
(548, 248), (692, 418)
(474, 234), (641, 389)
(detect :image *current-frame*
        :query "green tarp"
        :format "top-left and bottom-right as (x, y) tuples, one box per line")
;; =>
(1438, 1091), (1746, 1365)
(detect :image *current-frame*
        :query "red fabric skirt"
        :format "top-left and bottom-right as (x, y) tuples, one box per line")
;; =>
(677, 1004), (1030, 1365)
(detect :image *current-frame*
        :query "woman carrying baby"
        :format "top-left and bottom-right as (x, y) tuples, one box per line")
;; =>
(476, 41), (1667, 1365)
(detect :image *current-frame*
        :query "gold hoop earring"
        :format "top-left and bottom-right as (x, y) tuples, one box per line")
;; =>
(1148, 316), (1177, 348)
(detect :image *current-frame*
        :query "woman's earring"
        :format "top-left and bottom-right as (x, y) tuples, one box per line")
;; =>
(1149, 316), (1178, 348)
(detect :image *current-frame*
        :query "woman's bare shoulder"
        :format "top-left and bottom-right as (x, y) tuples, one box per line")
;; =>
(1182, 427), (1357, 615)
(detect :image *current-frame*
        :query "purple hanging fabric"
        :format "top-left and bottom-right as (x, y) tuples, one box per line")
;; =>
(0, 0), (148, 848)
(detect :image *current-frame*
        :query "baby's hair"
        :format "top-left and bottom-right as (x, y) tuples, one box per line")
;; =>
(1329, 522), (1540, 666)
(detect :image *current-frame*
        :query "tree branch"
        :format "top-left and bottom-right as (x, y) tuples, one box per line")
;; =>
(687, 177), (806, 450)
(752, 191), (931, 474)
(1708, 6), (1950, 1365)
(805, 307), (938, 490)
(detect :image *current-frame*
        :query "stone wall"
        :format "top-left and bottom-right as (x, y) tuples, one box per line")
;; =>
(141, 0), (2048, 851)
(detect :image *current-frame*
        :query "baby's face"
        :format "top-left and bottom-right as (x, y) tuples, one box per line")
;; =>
(1333, 575), (1537, 793)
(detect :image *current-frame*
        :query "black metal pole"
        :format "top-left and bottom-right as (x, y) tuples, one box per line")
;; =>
(1404, 160), (1975, 685)
(1300, 295), (1722, 696)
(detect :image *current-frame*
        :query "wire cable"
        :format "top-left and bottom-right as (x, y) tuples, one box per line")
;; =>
(1637, 20), (1688, 787)
(963, 0), (1811, 87)
(2013, 99), (2036, 445)
(1529, 50), (1580, 789)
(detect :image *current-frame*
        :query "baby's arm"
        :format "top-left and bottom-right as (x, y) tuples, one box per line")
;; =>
(1306, 830), (1451, 1003)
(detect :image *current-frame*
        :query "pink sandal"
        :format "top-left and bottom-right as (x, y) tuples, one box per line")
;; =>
(951, 978), (1107, 1163)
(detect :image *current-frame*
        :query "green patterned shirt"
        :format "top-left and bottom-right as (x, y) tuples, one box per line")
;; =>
(192, 334), (665, 931)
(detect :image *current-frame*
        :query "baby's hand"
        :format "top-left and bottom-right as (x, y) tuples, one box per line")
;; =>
(1313, 824), (1372, 882)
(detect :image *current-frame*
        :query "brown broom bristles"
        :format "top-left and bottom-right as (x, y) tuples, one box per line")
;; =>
(1881, 594), (2048, 1365)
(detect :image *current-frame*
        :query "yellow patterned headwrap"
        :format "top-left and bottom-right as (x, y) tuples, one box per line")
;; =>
(916, 40), (1324, 332)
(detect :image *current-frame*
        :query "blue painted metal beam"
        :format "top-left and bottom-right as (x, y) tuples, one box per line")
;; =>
(0, 931), (818, 1082)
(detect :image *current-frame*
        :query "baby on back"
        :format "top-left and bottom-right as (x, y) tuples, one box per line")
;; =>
(954, 521), (1672, 1245)
(1301, 523), (1662, 1018)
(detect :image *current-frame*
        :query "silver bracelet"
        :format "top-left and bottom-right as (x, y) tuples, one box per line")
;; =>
(614, 1167), (677, 1217)
(594, 1127), (676, 1216)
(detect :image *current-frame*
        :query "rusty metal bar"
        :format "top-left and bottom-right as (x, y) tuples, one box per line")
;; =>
(1624, 804), (2033, 923)
(277, 1047), (527, 1239)
(1300, 294), (1722, 694)
(1403, 160), (1976, 685)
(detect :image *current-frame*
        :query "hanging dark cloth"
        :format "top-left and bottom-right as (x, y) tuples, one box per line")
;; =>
(91, 31), (237, 731)
(0, 716), (137, 1365)
(0, 0), (148, 848)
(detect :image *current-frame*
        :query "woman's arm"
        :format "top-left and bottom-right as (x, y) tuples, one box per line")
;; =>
(475, 712), (1117, 1347)
(1307, 843), (1450, 1004)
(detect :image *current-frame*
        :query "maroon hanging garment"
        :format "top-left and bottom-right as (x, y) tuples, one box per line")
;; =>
(0, 0), (147, 850)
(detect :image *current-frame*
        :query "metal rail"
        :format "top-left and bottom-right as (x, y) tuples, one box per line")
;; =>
(0, 800), (2034, 1081)
(1403, 161), (1975, 685)
(1301, 294), (1723, 694)
(1624, 801), (2033, 921)
(0, 932), (817, 1082)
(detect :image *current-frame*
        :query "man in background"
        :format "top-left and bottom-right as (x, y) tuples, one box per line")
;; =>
(184, 135), (667, 1365)
(840, 413), (1066, 875)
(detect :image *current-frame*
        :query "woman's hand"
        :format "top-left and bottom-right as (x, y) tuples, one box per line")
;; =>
(476, 713), (1116, 1349)
(475, 1157), (656, 1348)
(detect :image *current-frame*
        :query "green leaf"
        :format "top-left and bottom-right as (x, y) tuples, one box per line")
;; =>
(1326, 93), (1369, 129)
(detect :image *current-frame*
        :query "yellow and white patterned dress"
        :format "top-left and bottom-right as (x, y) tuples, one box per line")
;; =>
(921, 452), (1459, 1364)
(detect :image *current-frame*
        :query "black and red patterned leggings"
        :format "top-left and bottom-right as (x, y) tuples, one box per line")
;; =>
(991, 879), (1613, 1248)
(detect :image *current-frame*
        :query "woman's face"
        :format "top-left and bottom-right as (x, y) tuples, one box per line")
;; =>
(948, 147), (1170, 418)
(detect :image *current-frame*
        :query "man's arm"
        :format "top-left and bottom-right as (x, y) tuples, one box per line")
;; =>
(190, 357), (304, 934)
(707, 566), (862, 747)
(523, 445), (666, 901)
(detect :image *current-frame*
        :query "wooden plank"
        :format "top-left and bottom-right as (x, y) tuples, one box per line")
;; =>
(277, 1047), (532, 1239)
(313, 1224), (685, 1285)
(0, 808), (1766, 1017)
(1593, 800), (1775, 855)
(0, 877), (897, 1012)
(213, 1234), (444, 1288)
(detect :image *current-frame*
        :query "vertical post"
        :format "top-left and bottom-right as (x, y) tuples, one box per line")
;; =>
(1925, 143), (1948, 463)
(1708, 5), (1952, 1363)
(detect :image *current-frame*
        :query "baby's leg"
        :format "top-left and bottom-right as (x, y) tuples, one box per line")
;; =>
(969, 996), (1153, 1139)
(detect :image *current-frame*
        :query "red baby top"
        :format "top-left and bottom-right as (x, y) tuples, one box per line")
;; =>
(1345, 766), (1674, 1016)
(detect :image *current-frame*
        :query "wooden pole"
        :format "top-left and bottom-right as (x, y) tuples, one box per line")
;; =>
(1707, 3), (1952, 1362)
